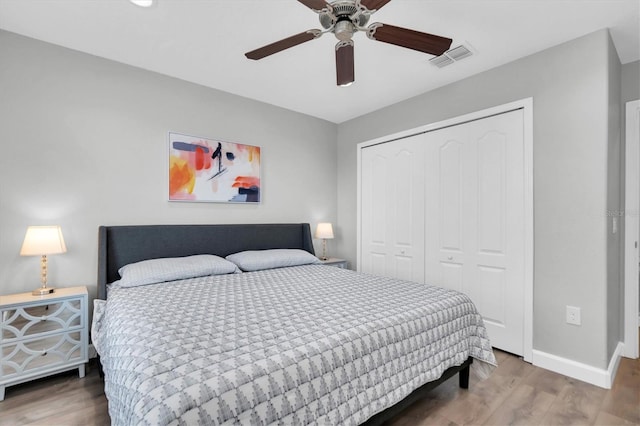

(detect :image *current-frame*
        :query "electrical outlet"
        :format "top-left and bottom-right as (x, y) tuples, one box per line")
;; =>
(566, 306), (581, 325)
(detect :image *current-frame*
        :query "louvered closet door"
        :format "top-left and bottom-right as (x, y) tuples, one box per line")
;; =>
(424, 109), (525, 356)
(360, 137), (425, 283)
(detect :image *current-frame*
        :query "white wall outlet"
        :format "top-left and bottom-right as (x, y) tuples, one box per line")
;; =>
(566, 305), (581, 325)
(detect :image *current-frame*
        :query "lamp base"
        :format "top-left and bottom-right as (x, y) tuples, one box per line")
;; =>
(32, 287), (55, 296)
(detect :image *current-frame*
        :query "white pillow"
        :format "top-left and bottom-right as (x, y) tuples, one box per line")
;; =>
(226, 249), (321, 272)
(118, 254), (240, 287)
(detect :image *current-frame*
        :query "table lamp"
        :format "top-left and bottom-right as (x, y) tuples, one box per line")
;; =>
(20, 225), (67, 296)
(315, 222), (334, 261)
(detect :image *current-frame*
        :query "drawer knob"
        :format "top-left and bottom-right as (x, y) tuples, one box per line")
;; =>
(447, 256), (453, 260)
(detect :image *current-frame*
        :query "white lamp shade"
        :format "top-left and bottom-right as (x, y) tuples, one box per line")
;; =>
(315, 223), (334, 239)
(130, 0), (154, 6)
(20, 226), (67, 256)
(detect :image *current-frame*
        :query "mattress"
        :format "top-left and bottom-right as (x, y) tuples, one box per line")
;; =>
(93, 264), (496, 425)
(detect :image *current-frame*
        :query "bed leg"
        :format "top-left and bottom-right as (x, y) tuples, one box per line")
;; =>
(459, 363), (470, 389)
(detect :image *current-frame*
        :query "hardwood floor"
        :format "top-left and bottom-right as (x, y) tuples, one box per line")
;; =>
(387, 350), (639, 426)
(0, 361), (109, 425)
(0, 351), (638, 425)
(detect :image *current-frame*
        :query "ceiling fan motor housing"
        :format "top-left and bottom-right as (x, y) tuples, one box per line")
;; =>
(319, 0), (370, 31)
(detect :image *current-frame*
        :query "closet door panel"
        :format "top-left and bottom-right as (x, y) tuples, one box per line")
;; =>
(477, 131), (506, 255)
(361, 151), (389, 275)
(425, 109), (525, 356)
(439, 140), (464, 252)
(361, 138), (425, 283)
(477, 265), (507, 327)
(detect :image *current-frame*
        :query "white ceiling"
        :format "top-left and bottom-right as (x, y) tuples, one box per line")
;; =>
(0, 0), (638, 123)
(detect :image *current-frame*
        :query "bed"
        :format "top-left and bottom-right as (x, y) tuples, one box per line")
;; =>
(93, 223), (496, 425)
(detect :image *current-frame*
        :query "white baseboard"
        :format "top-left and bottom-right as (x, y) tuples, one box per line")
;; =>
(532, 342), (624, 389)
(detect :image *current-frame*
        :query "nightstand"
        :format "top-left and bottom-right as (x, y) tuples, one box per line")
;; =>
(0, 286), (88, 401)
(320, 258), (348, 269)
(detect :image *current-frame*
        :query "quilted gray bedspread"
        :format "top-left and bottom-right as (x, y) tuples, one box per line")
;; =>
(94, 265), (496, 425)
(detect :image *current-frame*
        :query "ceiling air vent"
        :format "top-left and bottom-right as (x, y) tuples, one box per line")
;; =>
(430, 43), (474, 68)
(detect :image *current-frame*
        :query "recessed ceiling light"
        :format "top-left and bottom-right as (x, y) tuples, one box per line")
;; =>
(130, 0), (153, 7)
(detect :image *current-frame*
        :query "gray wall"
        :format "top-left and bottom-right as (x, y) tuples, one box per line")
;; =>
(622, 60), (640, 104)
(606, 33), (622, 362)
(0, 30), (338, 299)
(336, 29), (619, 369)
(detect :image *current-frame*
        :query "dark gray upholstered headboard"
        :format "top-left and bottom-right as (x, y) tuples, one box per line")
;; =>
(97, 223), (315, 300)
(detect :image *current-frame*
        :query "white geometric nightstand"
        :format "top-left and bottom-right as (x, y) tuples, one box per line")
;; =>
(0, 286), (88, 401)
(320, 258), (348, 269)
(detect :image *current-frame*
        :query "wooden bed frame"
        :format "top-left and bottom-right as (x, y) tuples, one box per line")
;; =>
(96, 222), (472, 424)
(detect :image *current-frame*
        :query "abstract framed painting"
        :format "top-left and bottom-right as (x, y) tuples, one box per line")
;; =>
(168, 132), (261, 203)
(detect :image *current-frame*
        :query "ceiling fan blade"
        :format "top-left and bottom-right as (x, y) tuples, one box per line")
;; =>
(336, 41), (355, 87)
(297, 0), (332, 12)
(367, 23), (452, 56)
(245, 30), (322, 60)
(358, 0), (393, 13)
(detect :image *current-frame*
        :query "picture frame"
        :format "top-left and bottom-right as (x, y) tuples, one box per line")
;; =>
(168, 132), (261, 203)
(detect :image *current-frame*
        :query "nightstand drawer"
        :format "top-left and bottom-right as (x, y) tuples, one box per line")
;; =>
(1, 299), (83, 342)
(1, 331), (84, 380)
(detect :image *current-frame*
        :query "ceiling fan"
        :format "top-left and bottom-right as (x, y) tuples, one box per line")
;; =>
(245, 0), (453, 87)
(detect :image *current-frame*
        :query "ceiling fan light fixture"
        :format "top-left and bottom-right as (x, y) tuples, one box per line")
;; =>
(334, 20), (355, 41)
(129, 0), (154, 7)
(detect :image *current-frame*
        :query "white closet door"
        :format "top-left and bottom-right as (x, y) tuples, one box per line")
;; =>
(424, 109), (525, 355)
(361, 138), (425, 283)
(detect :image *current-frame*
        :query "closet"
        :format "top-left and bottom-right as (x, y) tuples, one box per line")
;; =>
(359, 107), (529, 356)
